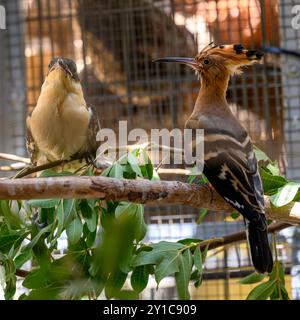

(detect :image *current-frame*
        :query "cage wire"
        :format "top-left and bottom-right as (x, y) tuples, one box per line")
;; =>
(0, 0), (300, 299)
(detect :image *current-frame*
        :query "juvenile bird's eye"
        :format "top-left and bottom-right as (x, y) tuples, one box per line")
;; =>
(203, 58), (210, 65)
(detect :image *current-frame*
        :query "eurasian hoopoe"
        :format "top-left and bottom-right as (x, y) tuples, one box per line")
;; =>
(154, 43), (273, 273)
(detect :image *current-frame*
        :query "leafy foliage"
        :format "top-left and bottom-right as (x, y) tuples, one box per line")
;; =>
(0, 146), (297, 300)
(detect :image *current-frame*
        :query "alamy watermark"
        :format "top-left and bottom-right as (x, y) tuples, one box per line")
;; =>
(0, 5), (5, 30)
(292, 5), (300, 30)
(96, 121), (204, 173)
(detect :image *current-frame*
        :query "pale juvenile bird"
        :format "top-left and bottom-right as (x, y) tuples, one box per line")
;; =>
(154, 43), (273, 273)
(26, 57), (100, 170)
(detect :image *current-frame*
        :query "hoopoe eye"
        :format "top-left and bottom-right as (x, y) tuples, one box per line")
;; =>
(203, 58), (210, 65)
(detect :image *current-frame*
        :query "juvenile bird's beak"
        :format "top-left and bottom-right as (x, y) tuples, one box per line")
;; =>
(49, 58), (73, 77)
(153, 57), (198, 69)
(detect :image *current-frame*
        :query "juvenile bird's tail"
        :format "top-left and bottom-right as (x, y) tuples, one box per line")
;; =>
(246, 214), (273, 274)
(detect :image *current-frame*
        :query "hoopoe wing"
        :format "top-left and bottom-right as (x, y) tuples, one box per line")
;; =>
(203, 127), (265, 224)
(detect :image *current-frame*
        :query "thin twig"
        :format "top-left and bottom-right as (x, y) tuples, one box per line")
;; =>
(199, 222), (290, 251)
(12, 155), (85, 179)
(0, 153), (30, 164)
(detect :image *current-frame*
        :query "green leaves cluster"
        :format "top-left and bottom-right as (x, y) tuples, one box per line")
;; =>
(240, 261), (289, 300)
(132, 240), (208, 299)
(255, 147), (300, 207)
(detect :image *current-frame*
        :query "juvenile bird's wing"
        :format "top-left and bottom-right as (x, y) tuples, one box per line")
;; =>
(86, 105), (100, 160)
(25, 115), (38, 166)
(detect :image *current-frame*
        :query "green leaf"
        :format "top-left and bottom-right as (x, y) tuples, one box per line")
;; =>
(114, 290), (139, 300)
(131, 265), (149, 293)
(280, 284), (290, 300)
(266, 163), (280, 176)
(175, 249), (192, 300)
(151, 168), (160, 181)
(193, 247), (202, 272)
(155, 252), (180, 285)
(110, 163), (124, 178)
(134, 205), (147, 241)
(14, 249), (32, 269)
(56, 201), (64, 238)
(246, 280), (276, 300)
(178, 238), (201, 246)
(115, 202), (135, 219)
(133, 241), (185, 285)
(254, 146), (271, 162)
(196, 209), (207, 225)
(0, 201), (21, 229)
(239, 272), (266, 284)
(28, 199), (60, 209)
(63, 199), (75, 227)
(260, 168), (287, 195)
(128, 153), (143, 177)
(133, 241), (184, 267)
(141, 149), (153, 180)
(270, 182), (300, 207)
(39, 170), (74, 177)
(101, 167), (111, 177)
(269, 261), (282, 281)
(23, 268), (48, 289)
(230, 212), (240, 220)
(4, 277), (16, 300)
(23, 286), (62, 300)
(187, 166), (202, 184)
(0, 234), (23, 253)
(66, 217), (83, 245)
(80, 200), (97, 232)
(22, 224), (52, 252)
(105, 269), (128, 299)
(0, 254), (16, 300)
(193, 245), (208, 288)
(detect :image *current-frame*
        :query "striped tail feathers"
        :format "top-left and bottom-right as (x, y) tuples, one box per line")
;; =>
(245, 214), (273, 274)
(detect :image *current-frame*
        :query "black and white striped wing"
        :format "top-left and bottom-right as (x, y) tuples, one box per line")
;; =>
(203, 129), (265, 222)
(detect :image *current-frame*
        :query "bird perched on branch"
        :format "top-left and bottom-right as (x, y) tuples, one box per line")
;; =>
(154, 43), (273, 273)
(26, 57), (100, 170)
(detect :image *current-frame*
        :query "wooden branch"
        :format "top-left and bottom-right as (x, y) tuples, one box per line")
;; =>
(0, 176), (299, 224)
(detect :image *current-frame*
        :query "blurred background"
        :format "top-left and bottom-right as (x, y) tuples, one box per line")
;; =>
(0, 0), (300, 299)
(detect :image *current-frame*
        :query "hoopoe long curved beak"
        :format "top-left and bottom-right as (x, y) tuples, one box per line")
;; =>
(153, 57), (197, 68)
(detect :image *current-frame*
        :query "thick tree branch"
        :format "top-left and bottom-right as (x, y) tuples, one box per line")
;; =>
(0, 176), (299, 224)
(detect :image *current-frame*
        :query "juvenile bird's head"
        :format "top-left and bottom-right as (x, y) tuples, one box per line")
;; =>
(154, 43), (263, 82)
(46, 57), (80, 92)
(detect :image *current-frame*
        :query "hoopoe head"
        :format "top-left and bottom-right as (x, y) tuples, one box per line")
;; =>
(153, 43), (263, 79)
